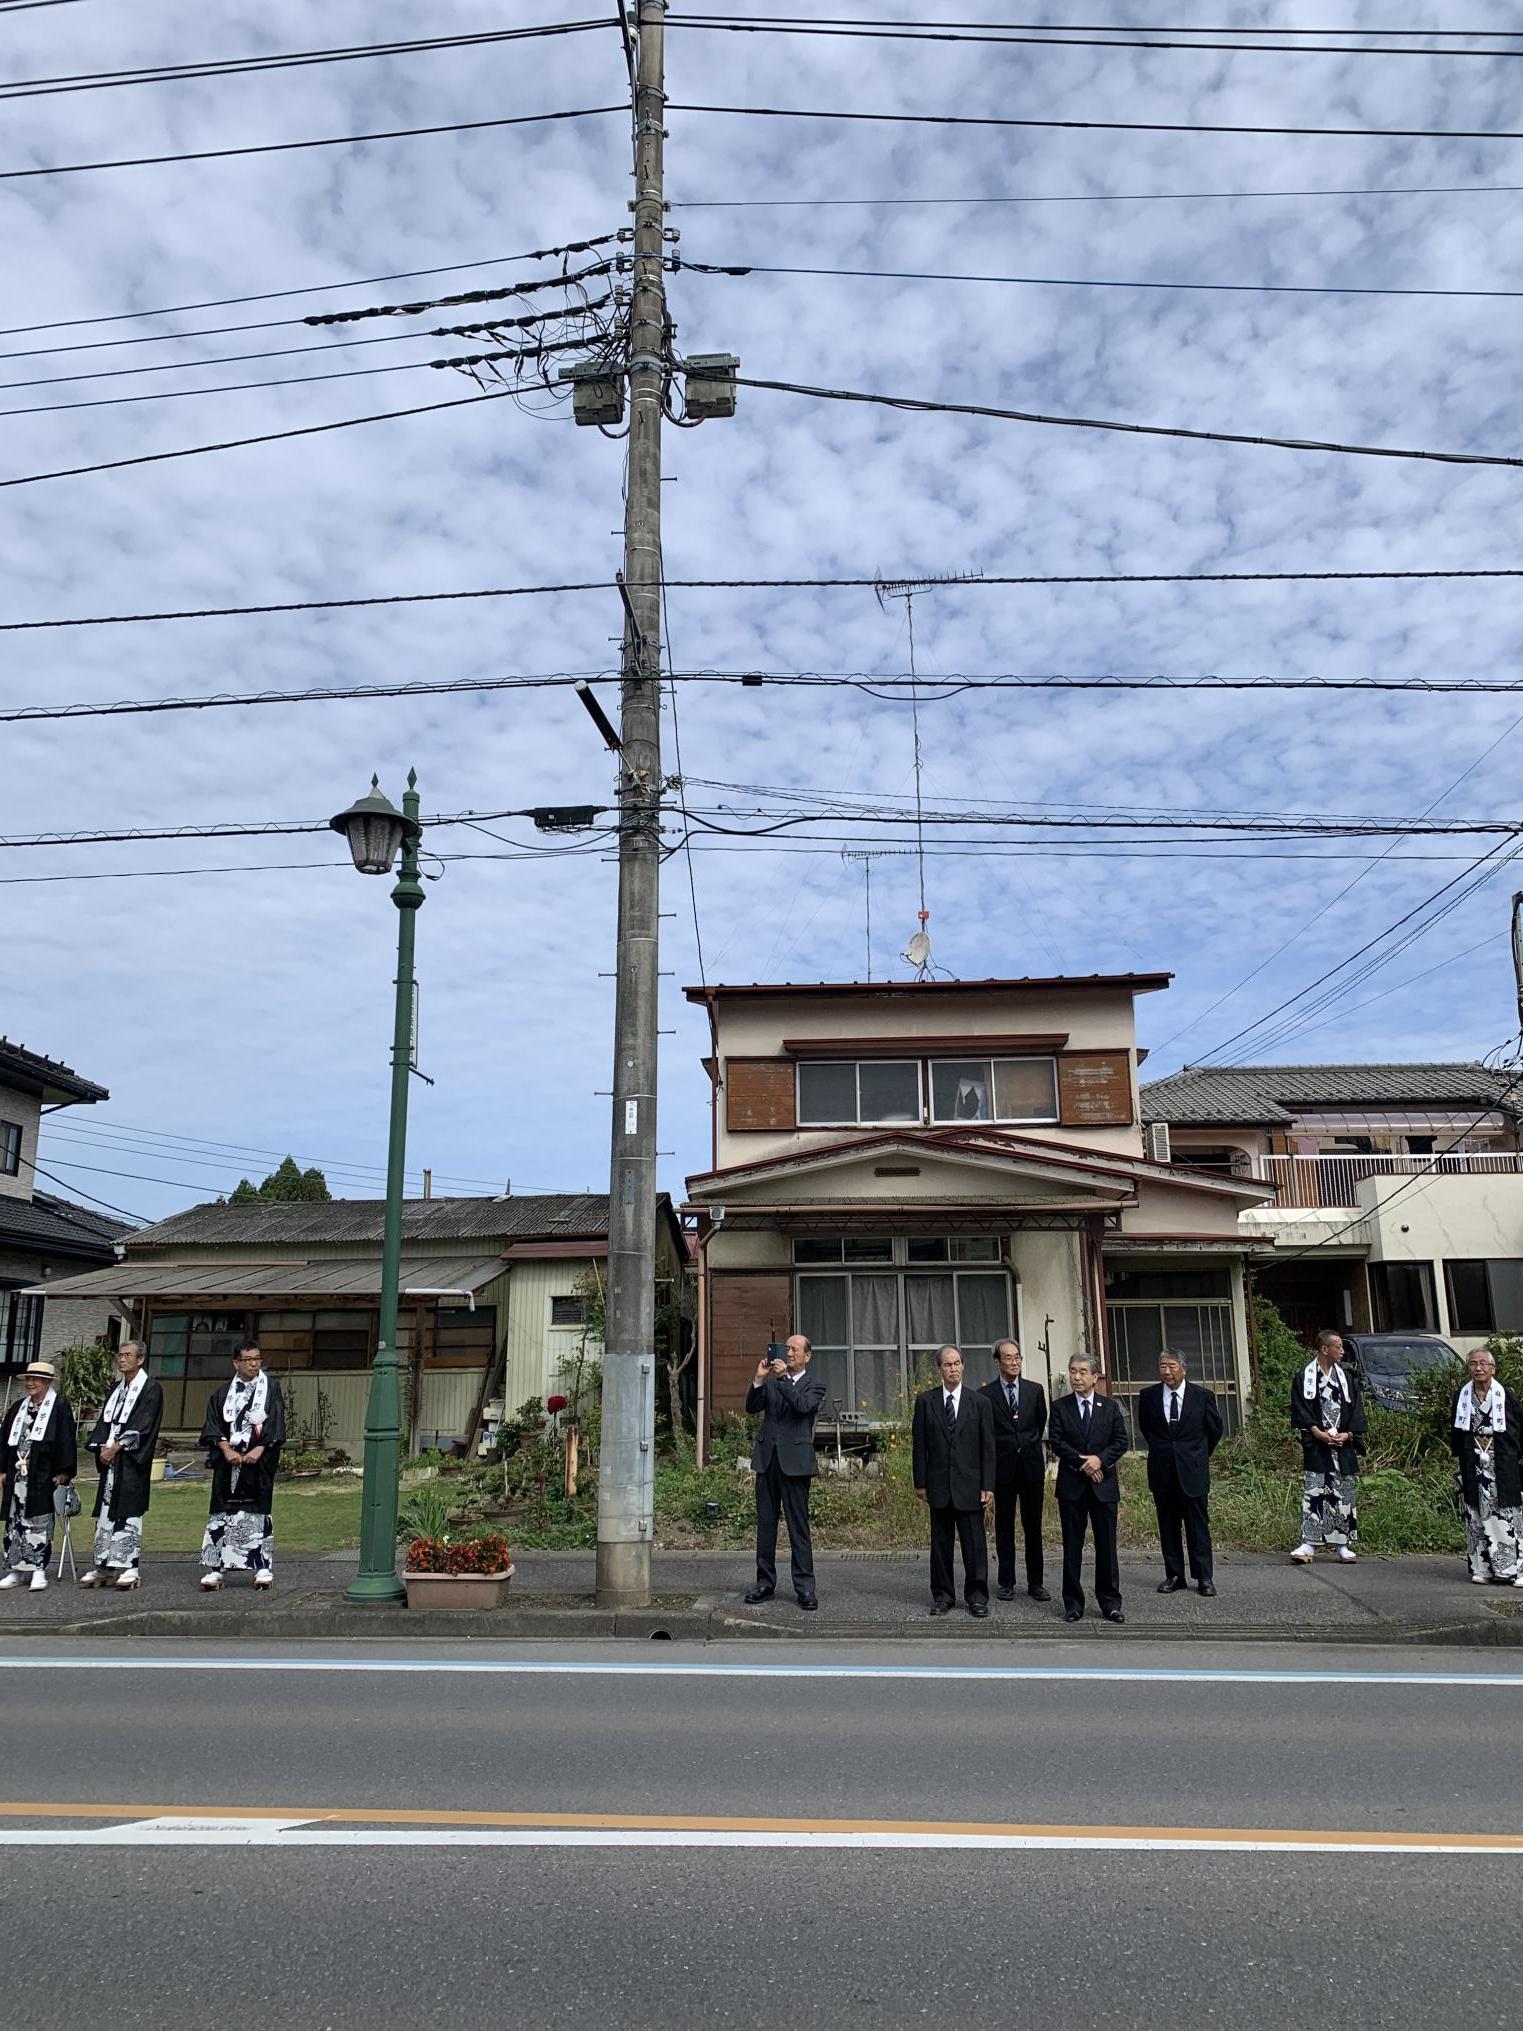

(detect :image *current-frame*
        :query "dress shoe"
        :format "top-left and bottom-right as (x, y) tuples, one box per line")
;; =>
(1103, 1608), (1125, 1624)
(1028, 1585), (1050, 1603)
(968, 1601), (990, 1619)
(996, 1584), (1016, 1602)
(1197, 1580), (1217, 1597)
(743, 1587), (775, 1605)
(796, 1596), (818, 1612)
(929, 1601), (953, 1617)
(1157, 1577), (1186, 1594)
(1064, 1606), (1083, 1622)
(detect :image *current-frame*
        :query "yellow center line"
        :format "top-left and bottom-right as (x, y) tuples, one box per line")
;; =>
(1, 1801), (1521, 1850)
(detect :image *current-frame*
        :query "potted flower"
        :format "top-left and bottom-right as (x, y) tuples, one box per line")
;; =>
(402, 1530), (515, 1610)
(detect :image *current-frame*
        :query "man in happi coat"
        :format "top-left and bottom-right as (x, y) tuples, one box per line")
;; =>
(1449, 1347), (1523, 1588)
(0, 1360), (77, 1591)
(82, 1341), (164, 1590)
(1290, 1329), (1367, 1564)
(198, 1338), (285, 1590)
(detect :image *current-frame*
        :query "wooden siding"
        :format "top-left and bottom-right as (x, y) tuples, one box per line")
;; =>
(1058, 1050), (1134, 1127)
(709, 1270), (792, 1414)
(725, 1058), (796, 1133)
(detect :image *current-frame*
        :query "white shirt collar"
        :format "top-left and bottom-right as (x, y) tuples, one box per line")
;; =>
(943, 1383), (961, 1406)
(1075, 1391), (1096, 1407)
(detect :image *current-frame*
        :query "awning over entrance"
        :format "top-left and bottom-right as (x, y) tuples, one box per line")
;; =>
(23, 1255), (507, 1301)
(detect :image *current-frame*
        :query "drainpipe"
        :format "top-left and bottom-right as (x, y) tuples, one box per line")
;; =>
(694, 1217), (712, 1467)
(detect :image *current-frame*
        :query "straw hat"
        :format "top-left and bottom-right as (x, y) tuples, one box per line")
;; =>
(21, 1360), (56, 1381)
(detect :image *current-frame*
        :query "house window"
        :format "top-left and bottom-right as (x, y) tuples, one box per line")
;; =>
(1106, 1270), (1239, 1433)
(1368, 1261), (1439, 1333)
(929, 1057), (1058, 1125)
(148, 1310), (249, 1380)
(1445, 1260), (1523, 1336)
(550, 1295), (586, 1328)
(794, 1264), (1013, 1418)
(0, 1290), (42, 1368)
(796, 1059), (921, 1127)
(0, 1121), (20, 1176)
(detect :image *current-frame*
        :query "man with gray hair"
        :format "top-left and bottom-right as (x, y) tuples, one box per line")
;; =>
(81, 1340), (164, 1591)
(1137, 1350), (1222, 1597)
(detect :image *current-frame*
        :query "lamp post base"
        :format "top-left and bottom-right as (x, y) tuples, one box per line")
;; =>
(344, 1571), (407, 1606)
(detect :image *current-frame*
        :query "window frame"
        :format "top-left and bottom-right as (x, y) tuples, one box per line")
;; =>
(927, 1055), (1059, 1127)
(1445, 1258), (1523, 1336)
(1368, 1259), (1439, 1334)
(549, 1294), (587, 1330)
(795, 1057), (922, 1129)
(0, 1120), (20, 1177)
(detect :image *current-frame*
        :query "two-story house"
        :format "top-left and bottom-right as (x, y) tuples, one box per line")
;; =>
(1140, 1063), (1523, 1349)
(0, 1038), (126, 1380)
(683, 975), (1274, 1445)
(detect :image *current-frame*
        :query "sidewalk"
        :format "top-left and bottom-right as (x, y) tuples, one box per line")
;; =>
(3, 1546), (1521, 1644)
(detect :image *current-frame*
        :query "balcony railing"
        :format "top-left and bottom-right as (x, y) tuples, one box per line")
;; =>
(1251, 1151), (1523, 1211)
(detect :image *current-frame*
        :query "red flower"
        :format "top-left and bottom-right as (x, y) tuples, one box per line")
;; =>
(546, 1394), (569, 1414)
(405, 1532), (512, 1576)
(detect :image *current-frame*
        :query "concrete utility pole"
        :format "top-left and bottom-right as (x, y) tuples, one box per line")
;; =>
(596, 0), (668, 1609)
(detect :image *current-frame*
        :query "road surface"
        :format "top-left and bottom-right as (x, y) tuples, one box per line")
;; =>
(0, 1636), (1517, 2028)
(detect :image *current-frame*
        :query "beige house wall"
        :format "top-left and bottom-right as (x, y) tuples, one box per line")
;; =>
(1358, 1173), (1523, 1351)
(1122, 1175), (1258, 1239)
(0, 1090), (40, 1204)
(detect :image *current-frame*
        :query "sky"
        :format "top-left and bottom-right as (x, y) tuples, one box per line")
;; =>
(4, 0), (1522, 1225)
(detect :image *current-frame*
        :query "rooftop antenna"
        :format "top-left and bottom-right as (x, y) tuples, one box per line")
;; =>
(841, 847), (916, 981)
(873, 571), (983, 978)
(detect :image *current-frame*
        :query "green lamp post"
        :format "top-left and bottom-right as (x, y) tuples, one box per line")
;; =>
(330, 770), (424, 1605)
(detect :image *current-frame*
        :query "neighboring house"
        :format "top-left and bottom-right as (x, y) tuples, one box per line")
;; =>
(1140, 1063), (1523, 1350)
(32, 1192), (688, 1455)
(0, 1038), (128, 1380)
(683, 976), (1275, 1443)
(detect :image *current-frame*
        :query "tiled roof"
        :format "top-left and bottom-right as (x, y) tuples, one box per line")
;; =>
(126, 1192), (615, 1251)
(0, 1039), (107, 1106)
(1140, 1063), (1523, 1127)
(0, 1190), (128, 1259)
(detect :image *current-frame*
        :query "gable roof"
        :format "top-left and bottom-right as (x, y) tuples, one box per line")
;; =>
(125, 1192), (618, 1252)
(684, 974), (1170, 1003)
(0, 1189), (129, 1261)
(0, 1039), (107, 1107)
(1140, 1062), (1523, 1128)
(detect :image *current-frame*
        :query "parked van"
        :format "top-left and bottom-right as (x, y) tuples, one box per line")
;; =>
(1338, 1331), (1461, 1411)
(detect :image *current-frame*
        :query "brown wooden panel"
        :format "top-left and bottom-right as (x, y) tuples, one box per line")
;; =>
(724, 1058), (796, 1133)
(708, 1270), (792, 1413)
(783, 1033), (1068, 1057)
(1058, 1050), (1134, 1127)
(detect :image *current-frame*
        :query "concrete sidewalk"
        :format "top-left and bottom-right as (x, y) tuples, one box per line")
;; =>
(2, 1545), (1521, 1644)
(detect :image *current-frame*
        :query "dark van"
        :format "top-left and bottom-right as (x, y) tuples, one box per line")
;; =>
(1338, 1331), (1461, 1411)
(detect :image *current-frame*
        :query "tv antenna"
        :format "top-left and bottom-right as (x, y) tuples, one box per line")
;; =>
(873, 571), (983, 978)
(841, 847), (916, 981)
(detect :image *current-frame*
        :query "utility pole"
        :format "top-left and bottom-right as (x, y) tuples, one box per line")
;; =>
(1512, 890), (1523, 1052)
(596, 0), (668, 1609)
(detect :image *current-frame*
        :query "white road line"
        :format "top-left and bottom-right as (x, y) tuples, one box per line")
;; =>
(1, 1824), (1517, 1854)
(0, 1656), (1518, 1688)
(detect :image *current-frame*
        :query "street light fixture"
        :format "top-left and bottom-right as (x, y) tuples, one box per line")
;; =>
(330, 769), (425, 1606)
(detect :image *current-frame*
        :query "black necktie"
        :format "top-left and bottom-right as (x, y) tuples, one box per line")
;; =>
(1006, 1382), (1018, 1413)
(1168, 1391), (1180, 1425)
(944, 1392), (957, 1436)
(1080, 1398), (1091, 1430)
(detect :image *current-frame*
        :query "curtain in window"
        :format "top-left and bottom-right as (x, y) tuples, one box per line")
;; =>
(852, 1274), (899, 1349)
(904, 1273), (956, 1350)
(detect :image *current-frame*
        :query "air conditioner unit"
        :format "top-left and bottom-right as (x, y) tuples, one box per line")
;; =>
(1144, 1121), (1172, 1165)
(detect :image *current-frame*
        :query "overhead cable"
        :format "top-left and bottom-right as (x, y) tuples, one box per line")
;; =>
(670, 15), (1523, 58)
(0, 803), (612, 851)
(673, 180), (1523, 210)
(723, 259), (1523, 304)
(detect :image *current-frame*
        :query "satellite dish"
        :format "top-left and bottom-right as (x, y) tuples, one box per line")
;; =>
(905, 931), (932, 970)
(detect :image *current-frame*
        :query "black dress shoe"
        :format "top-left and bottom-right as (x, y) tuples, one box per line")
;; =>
(797, 1596), (818, 1611)
(1064, 1607), (1083, 1622)
(1197, 1580), (1217, 1597)
(996, 1584), (1016, 1601)
(1028, 1585), (1051, 1603)
(1157, 1577), (1186, 1594)
(968, 1601), (990, 1619)
(743, 1587), (775, 1605)
(929, 1601), (953, 1616)
(1103, 1608), (1125, 1624)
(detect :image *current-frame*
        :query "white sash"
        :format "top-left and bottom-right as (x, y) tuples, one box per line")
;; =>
(224, 1370), (269, 1449)
(101, 1367), (147, 1439)
(1302, 1360), (1351, 1403)
(1455, 1379), (1507, 1436)
(7, 1387), (55, 1450)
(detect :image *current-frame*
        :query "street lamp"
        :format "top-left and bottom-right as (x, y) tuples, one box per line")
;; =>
(330, 770), (424, 1605)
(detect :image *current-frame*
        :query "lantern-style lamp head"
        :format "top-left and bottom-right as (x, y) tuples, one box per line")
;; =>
(329, 776), (415, 875)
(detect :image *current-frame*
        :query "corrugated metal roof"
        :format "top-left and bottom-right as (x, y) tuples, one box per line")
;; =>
(1140, 1062), (1522, 1127)
(684, 974), (1171, 1002)
(126, 1192), (611, 1251)
(26, 1253), (509, 1301)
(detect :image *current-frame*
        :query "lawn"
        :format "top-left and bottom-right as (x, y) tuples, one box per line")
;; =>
(138, 1477), (362, 1553)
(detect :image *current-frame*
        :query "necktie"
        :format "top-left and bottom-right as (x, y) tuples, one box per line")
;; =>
(1168, 1391), (1180, 1425)
(944, 1392), (957, 1436)
(1006, 1382), (1018, 1413)
(1080, 1397), (1090, 1431)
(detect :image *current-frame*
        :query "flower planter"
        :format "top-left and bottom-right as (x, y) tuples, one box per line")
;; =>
(403, 1564), (515, 1611)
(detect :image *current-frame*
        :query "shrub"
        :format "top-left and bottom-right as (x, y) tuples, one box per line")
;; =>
(56, 1342), (114, 1417)
(405, 1531), (512, 1576)
(397, 1484), (454, 1543)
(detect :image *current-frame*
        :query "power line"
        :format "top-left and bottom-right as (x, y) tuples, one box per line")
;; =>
(673, 180), (1523, 210)
(735, 374), (1523, 472)
(718, 259), (1523, 304)
(674, 98), (1523, 144)
(670, 15), (1523, 58)
(44, 1120), (511, 1196)
(0, 804), (610, 851)
(0, 841), (617, 882)
(3, 567), (1521, 634)
(0, 103), (621, 182)
(27, 1160), (149, 1226)
(0, 21), (617, 100)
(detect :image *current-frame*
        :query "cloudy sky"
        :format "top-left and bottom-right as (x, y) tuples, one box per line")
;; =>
(4, 0), (1521, 1223)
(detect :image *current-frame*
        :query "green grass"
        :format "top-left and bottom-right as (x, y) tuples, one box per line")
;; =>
(138, 1477), (362, 1553)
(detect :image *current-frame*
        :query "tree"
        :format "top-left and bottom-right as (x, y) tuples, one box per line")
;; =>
(228, 1156), (332, 1203)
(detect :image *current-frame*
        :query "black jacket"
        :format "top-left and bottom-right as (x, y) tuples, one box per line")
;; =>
(1449, 1385), (1523, 1512)
(1137, 1380), (1223, 1501)
(1, 1392), (78, 1518)
(912, 1385), (995, 1511)
(747, 1369), (827, 1479)
(1290, 1365), (1367, 1477)
(979, 1374), (1048, 1477)
(201, 1375), (287, 1514)
(1048, 1391), (1129, 1504)
(88, 1375), (165, 1524)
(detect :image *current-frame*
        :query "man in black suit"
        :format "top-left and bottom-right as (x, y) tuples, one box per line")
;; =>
(1047, 1353), (1129, 1624)
(979, 1338), (1050, 1603)
(911, 1344), (996, 1619)
(1137, 1350), (1224, 1597)
(744, 1333), (827, 1610)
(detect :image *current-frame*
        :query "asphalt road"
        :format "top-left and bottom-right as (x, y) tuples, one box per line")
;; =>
(1, 1638), (1519, 2029)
